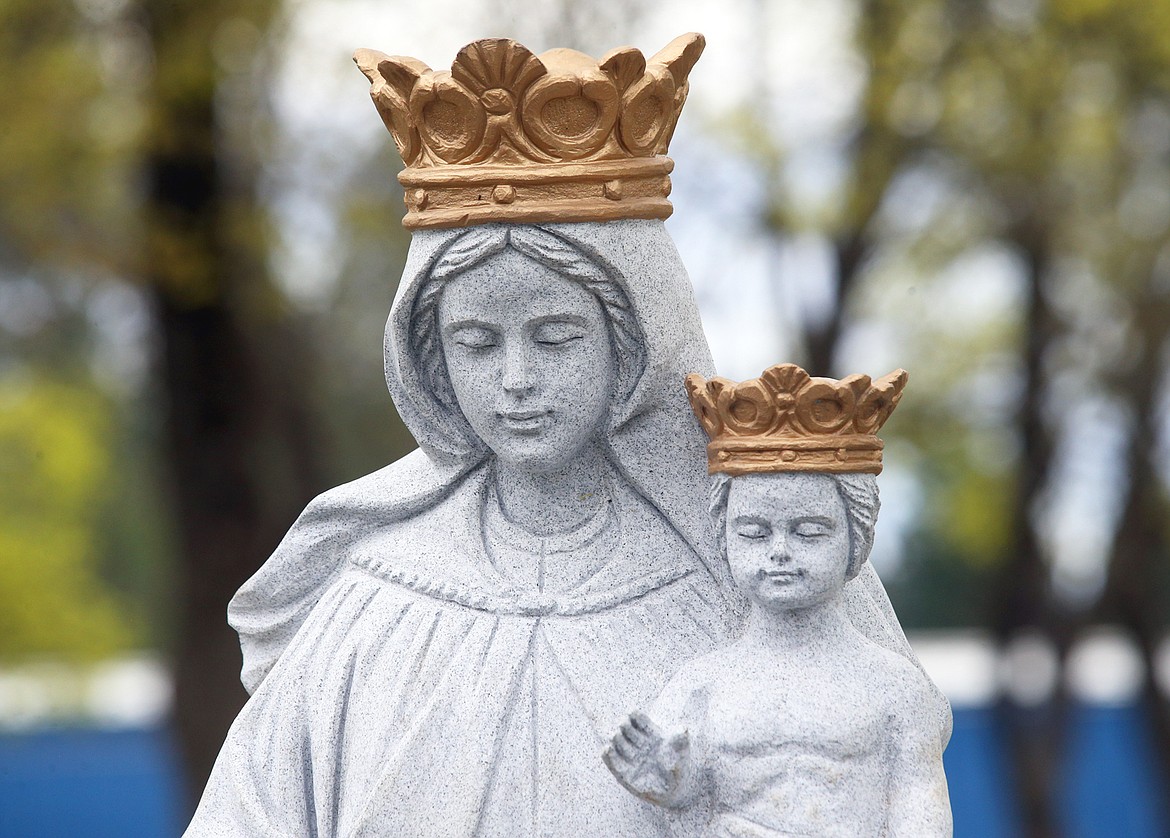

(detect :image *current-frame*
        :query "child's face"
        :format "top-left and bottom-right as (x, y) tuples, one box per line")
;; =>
(725, 473), (852, 611)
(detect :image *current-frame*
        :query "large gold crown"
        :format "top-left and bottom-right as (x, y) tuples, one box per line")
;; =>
(686, 364), (909, 476)
(353, 34), (704, 229)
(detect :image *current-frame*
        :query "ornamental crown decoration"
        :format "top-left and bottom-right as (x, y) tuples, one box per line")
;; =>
(353, 34), (705, 229)
(685, 364), (909, 476)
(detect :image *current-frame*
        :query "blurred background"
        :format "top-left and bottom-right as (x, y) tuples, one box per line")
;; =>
(1, 0), (1168, 835)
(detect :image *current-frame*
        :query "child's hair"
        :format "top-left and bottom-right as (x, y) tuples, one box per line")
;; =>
(709, 472), (880, 580)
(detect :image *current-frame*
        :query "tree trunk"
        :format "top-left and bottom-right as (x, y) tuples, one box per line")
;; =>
(804, 233), (867, 377)
(992, 221), (1063, 838)
(140, 0), (322, 806)
(1093, 281), (1170, 807)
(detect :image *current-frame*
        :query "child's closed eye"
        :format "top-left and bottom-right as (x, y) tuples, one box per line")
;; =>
(735, 523), (770, 539)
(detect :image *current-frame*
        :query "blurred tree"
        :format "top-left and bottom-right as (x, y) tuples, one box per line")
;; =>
(736, 0), (1170, 831)
(135, 0), (334, 803)
(0, 0), (137, 266)
(0, 2), (152, 655)
(896, 4), (1170, 830)
(0, 0), (412, 805)
(136, 0), (417, 801)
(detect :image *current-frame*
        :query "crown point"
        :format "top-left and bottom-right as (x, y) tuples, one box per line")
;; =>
(651, 33), (707, 86)
(599, 46), (647, 93)
(353, 48), (385, 81)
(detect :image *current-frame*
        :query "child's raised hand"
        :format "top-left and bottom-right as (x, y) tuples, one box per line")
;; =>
(602, 711), (691, 805)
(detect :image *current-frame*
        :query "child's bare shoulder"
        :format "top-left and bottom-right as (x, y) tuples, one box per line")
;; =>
(658, 648), (731, 696)
(853, 636), (936, 706)
(648, 648), (740, 724)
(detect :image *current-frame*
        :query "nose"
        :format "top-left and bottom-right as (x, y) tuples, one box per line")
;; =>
(768, 532), (790, 564)
(502, 343), (536, 395)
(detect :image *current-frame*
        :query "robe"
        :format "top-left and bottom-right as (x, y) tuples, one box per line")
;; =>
(186, 462), (734, 837)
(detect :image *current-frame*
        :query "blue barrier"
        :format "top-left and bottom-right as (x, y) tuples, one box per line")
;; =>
(0, 727), (186, 838)
(0, 705), (1165, 837)
(945, 707), (1020, 837)
(1060, 704), (1169, 838)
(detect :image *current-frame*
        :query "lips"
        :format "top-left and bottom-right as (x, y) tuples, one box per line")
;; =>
(761, 569), (803, 583)
(498, 409), (552, 433)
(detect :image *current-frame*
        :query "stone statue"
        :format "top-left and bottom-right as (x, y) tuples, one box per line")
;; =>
(184, 34), (947, 838)
(604, 365), (952, 837)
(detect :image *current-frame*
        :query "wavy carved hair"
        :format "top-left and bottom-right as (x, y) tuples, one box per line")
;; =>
(409, 225), (647, 422)
(710, 472), (880, 581)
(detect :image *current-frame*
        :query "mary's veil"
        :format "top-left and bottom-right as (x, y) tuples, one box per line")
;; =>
(226, 219), (948, 743)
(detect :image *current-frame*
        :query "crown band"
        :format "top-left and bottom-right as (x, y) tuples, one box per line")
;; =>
(708, 436), (885, 476)
(399, 158), (673, 228)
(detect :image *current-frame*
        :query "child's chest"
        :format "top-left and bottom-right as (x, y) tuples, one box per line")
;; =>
(699, 670), (892, 762)
(694, 673), (897, 824)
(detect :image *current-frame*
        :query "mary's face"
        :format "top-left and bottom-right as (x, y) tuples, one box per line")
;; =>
(438, 247), (615, 472)
(726, 473), (852, 611)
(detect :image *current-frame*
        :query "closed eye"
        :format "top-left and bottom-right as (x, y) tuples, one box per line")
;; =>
(793, 521), (832, 538)
(735, 524), (770, 540)
(449, 326), (498, 349)
(536, 335), (584, 347)
(533, 323), (586, 347)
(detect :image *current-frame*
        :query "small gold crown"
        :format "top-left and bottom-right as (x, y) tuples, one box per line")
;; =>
(685, 364), (909, 476)
(353, 34), (705, 229)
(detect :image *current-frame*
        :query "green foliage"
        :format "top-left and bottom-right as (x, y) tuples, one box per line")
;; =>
(0, 0), (407, 670)
(887, 530), (1001, 629)
(833, 0), (1170, 625)
(0, 375), (139, 661)
(0, 0), (141, 270)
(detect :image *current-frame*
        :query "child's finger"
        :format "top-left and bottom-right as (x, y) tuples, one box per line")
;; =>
(629, 711), (660, 738)
(621, 720), (651, 747)
(602, 744), (629, 772)
(611, 733), (638, 760)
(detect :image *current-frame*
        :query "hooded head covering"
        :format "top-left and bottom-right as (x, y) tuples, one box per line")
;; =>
(229, 219), (735, 692)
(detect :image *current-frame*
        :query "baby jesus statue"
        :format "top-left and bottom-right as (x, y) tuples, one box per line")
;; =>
(604, 364), (952, 837)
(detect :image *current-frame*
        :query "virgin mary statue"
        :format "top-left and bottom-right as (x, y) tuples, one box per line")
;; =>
(186, 34), (940, 838)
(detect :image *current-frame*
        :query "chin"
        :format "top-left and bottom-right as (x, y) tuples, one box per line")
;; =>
(751, 585), (818, 610)
(493, 441), (582, 473)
